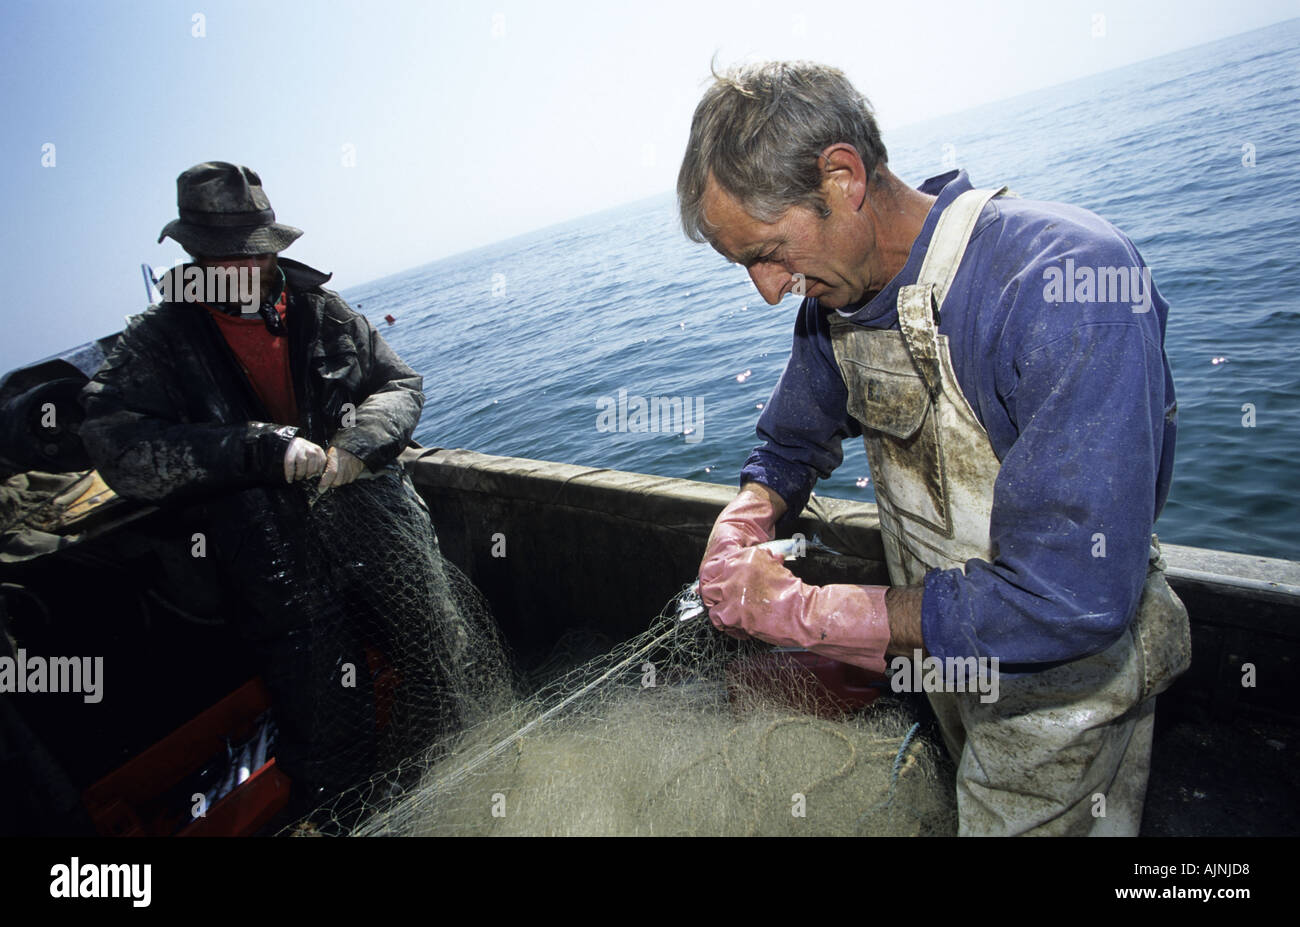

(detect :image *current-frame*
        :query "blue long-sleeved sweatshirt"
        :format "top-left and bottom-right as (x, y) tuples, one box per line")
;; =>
(739, 170), (1177, 667)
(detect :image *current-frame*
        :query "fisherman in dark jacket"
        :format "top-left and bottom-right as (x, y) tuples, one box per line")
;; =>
(82, 166), (421, 502)
(80, 162), (458, 821)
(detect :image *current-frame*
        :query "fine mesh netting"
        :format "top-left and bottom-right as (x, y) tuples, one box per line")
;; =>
(280, 470), (956, 836)
(271, 468), (513, 830)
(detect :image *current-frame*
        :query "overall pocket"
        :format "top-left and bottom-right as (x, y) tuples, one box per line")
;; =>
(839, 349), (951, 536)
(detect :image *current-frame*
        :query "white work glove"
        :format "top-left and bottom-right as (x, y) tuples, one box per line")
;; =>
(283, 437), (328, 483)
(318, 446), (366, 492)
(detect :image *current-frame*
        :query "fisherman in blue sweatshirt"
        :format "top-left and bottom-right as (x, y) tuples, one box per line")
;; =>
(678, 61), (1191, 836)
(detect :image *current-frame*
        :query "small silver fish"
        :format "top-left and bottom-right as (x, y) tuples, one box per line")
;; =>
(677, 583), (706, 622)
(756, 538), (803, 560)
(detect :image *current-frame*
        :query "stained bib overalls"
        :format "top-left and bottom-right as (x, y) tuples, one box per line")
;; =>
(829, 188), (1192, 836)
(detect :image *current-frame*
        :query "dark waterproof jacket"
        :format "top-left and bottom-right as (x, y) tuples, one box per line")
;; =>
(79, 258), (424, 504)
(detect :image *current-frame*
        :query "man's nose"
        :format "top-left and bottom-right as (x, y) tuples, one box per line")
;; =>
(748, 264), (790, 305)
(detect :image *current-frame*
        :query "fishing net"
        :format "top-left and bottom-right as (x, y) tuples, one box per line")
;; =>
(276, 475), (957, 836)
(261, 468), (513, 831)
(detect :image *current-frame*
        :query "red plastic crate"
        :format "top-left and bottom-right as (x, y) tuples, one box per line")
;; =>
(82, 677), (291, 837)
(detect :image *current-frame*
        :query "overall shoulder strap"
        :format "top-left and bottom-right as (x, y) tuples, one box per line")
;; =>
(897, 187), (1008, 394)
(916, 186), (1008, 309)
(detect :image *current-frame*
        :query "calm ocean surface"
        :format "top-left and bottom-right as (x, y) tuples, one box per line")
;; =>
(344, 20), (1300, 561)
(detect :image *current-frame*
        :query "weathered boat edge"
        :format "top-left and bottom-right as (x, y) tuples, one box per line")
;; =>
(401, 445), (1300, 726)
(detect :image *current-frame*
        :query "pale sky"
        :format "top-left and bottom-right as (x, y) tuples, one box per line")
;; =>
(2, 0), (1297, 372)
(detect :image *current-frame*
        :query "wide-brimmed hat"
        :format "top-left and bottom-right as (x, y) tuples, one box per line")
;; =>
(157, 161), (303, 256)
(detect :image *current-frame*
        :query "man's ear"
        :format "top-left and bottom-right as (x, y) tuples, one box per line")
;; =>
(818, 143), (869, 211)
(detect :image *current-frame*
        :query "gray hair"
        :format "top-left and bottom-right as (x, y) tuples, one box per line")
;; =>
(677, 61), (888, 243)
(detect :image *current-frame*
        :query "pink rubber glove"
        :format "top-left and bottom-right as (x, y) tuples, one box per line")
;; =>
(699, 522), (891, 673)
(701, 491), (778, 565)
(699, 492), (780, 640)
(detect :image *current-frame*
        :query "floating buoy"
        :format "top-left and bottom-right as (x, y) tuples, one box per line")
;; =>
(384, 314), (396, 325)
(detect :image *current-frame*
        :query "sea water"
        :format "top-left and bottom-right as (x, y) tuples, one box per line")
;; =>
(344, 20), (1300, 559)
